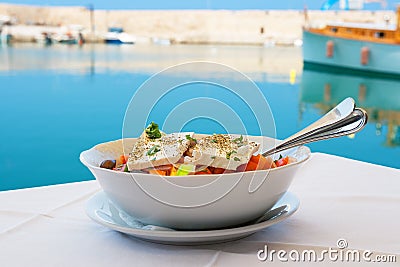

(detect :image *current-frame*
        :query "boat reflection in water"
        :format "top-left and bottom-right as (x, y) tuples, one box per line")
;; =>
(301, 67), (400, 147)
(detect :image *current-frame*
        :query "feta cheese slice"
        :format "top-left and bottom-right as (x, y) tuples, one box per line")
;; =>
(127, 131), (194, 170)
(184, 134), (260, 170)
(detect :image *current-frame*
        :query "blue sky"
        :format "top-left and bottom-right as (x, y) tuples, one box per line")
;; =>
(1, 0), (395, 10)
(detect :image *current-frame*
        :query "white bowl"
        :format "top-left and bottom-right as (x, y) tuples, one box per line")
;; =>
(80, 136), (310, 230)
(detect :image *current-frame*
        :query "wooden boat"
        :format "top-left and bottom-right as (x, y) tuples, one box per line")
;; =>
(303, 7), (400, 76)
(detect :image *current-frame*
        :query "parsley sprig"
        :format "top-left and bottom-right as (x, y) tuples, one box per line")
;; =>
(233, 135), (243, 144)
(186, 134), (197, 144)
(226, 150), (237, 159)
(146, 145), (161, 156)
(145, 122), (162, 140)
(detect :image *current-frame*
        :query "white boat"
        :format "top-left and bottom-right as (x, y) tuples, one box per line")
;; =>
(104, 27), (135, 44)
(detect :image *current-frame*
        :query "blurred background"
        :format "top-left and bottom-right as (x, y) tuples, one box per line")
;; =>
(1, 0), (399, 190)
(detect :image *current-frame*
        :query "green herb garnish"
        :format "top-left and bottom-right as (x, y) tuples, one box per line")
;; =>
(233, 157), (240, 161)
(226, 150), (237, 159)
(211, 156), (216, 159)
(233, 135), (243, 144)
(145, 122), (162, 139)
(186, 134), (197, 143)
(146, 145), (161, 156)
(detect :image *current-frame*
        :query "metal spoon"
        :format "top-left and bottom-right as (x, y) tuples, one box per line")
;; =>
(275, 108), (367, 151)
(262, 98), (368, 157)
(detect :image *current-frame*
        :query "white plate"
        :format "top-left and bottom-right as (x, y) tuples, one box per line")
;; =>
(86, 191), (299, 245)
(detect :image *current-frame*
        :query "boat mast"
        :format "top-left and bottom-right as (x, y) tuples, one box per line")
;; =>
(393, 6), (400, 43)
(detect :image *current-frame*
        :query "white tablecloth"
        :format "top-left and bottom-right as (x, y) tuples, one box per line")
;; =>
(1, 153), (399, 266)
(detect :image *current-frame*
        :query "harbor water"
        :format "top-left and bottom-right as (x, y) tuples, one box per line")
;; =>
(0, 43), (399, 191)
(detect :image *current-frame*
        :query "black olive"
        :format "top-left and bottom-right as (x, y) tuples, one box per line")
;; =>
(100, 159), (116, 169)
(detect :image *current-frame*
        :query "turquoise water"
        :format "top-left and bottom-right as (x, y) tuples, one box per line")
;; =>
(1, 44), (399, 191)
(5, 0), (394, 10)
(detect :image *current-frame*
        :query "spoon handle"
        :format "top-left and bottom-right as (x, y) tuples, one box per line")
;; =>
(262, 105), (368, 157)
(284, 108), (366, 147)
(281, 97), (355, 144)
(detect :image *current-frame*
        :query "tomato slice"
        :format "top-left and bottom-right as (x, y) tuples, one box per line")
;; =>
(144, 164), (173, 176)
(116, 154), (128, 165)
(245, 161), (258, 171)
(195, 167), (212, 175)
(250, 155), (261, 163)
(148, 169), (167, 176)
(212, 167), (226, 174)
(256, 155), (273, 170)
(247, 154), (273, 170)
(275, 156), (289, 167)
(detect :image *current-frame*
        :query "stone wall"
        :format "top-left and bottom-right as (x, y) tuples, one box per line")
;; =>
(0, 3), (395, 45)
